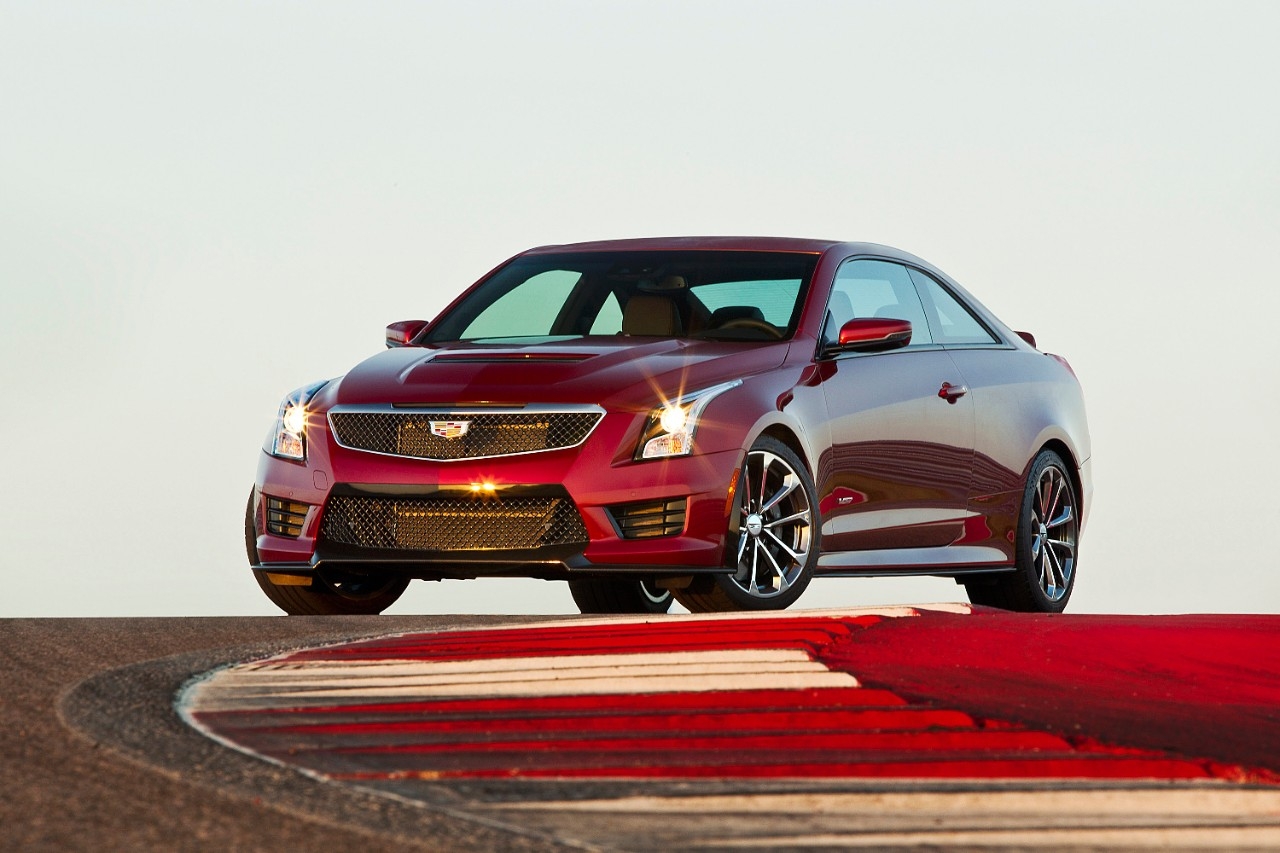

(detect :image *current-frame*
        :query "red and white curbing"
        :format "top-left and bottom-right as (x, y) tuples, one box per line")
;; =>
(180, 604), (1278, 783)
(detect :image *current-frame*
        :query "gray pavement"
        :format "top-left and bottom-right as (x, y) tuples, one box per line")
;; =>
(3, 616), (571, 852)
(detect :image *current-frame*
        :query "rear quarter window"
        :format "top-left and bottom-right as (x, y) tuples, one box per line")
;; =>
(908, 268), (999, 345)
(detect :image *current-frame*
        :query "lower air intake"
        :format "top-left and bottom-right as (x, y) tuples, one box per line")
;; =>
(266, 497), (309, 538)
(608, 497), (687, 539)
(320, 494), (588, 551)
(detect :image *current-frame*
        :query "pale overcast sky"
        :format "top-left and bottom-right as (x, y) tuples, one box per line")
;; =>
(2, 1), (1277, 617)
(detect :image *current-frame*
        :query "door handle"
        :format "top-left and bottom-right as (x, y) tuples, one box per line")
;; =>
(938, 382), (968, 403)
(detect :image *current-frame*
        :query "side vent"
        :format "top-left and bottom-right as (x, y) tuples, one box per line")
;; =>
(266, 497), (310, 538)
(608, 498), (687, 539)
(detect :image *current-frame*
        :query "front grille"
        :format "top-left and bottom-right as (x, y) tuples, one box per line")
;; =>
(608, 498), (687, 539)
(328, 409), (602, 461)
(320, 494), (589, 551)
(266, 497), (309, 538)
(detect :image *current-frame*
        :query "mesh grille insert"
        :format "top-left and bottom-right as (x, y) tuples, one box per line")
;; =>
(329, 411), (602, 460)
(321, 494), (589, 552)
(608, 498), (687, 539)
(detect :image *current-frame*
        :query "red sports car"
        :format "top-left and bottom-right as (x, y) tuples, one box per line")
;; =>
(246, 237), (1090, 615)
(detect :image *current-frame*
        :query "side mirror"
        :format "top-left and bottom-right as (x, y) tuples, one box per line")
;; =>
(829, 317), (912, 353)
(386, 320), (429, 348)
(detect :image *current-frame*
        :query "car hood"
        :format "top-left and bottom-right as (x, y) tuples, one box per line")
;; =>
(325, 338), (791, 411)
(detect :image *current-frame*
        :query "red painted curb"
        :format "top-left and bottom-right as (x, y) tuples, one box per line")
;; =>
(822, 608), (1280, 776)
(185, 608), (1280, 784)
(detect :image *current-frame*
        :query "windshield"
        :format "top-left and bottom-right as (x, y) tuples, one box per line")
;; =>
(424, 250), (819, 344)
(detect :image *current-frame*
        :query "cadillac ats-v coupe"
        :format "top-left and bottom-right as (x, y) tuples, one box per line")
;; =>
(247, 237), (1090, 616)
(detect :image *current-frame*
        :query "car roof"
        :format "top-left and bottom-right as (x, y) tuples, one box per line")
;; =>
(523, 236), (859, 255)
(517, 237), (945, 285)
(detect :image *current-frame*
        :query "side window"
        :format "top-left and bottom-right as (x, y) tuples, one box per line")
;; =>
(459, 270), (580, 339)
(827, 259), (933, 347)
(908, 269), (998, 345)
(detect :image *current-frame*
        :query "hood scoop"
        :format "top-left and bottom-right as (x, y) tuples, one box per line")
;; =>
(430, 351), (594, 364)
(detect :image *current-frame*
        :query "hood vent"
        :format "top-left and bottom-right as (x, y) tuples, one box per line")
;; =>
(431, 352), (593, 364)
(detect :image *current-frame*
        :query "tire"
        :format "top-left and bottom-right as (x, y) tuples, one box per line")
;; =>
(673, 436), (818, 613)
(964, 449), (1078, 612)
(246, 490), (409, 615)
(568, 578), (674, 614)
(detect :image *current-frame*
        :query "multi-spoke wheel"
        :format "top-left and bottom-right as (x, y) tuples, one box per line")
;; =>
(568, 578), (674, 614)
(964, 450), (1078, 612)
(674, 436), (818, 613)
(1028, 459), (1078, 602)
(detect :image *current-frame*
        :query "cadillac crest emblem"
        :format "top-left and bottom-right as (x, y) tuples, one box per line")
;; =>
(429, 420), (471, 439)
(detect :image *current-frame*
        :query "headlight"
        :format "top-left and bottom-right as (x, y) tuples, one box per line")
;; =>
(636, 379), (742, 460)
(266, 380), (330, 461)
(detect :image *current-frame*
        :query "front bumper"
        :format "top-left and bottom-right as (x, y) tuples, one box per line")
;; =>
(251, 410), (744, 580)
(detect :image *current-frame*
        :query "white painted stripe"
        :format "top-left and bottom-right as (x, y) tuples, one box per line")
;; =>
(212, 661), (834, 690)
(190, 670), (860, 712)
(239, 648), (818, 676)
(689, 827), (1280, 849)
(495, 789), (1280, 817)
(204, 667), (838, 699)
(189, 650), (860, 712)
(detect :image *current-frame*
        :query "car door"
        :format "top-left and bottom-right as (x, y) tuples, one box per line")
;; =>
(816, 259), (976, 553)
(907, 266), (1035, 546)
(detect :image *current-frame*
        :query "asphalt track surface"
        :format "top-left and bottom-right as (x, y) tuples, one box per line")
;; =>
(5, 608), (1280, 851)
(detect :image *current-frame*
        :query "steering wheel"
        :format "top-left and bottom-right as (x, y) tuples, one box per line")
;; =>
(718, 317), (784, 339)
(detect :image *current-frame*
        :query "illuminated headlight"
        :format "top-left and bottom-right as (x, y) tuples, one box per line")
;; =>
(658, 405), (688, 435)
(637, 379), (742, 460)
(266, 380), (330, 461)
(282, 404), (307, 436)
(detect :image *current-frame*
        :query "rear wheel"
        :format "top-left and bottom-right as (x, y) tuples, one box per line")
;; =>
(246, 491), (408, 615)
(568, 578), (674, 614)
(674, 436), (818, 613)
(964, 450), (1078, 612)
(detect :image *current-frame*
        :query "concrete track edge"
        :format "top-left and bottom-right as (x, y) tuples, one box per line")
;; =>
(57, 617), (582, 852)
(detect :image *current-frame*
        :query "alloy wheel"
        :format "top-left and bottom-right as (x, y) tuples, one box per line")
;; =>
(731, 449), (814, 599)
(1030, 463), (1077, 602)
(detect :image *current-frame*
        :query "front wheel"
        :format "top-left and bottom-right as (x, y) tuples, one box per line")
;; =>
(964, 449), (1078, 612)
(246, 491), (408, 615)
(674, 436), (818, 613)
(568, 578), (674, 614)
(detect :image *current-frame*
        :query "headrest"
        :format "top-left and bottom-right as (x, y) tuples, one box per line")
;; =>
(709, 305), (766, 326)
(623, 294), (683, 336)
